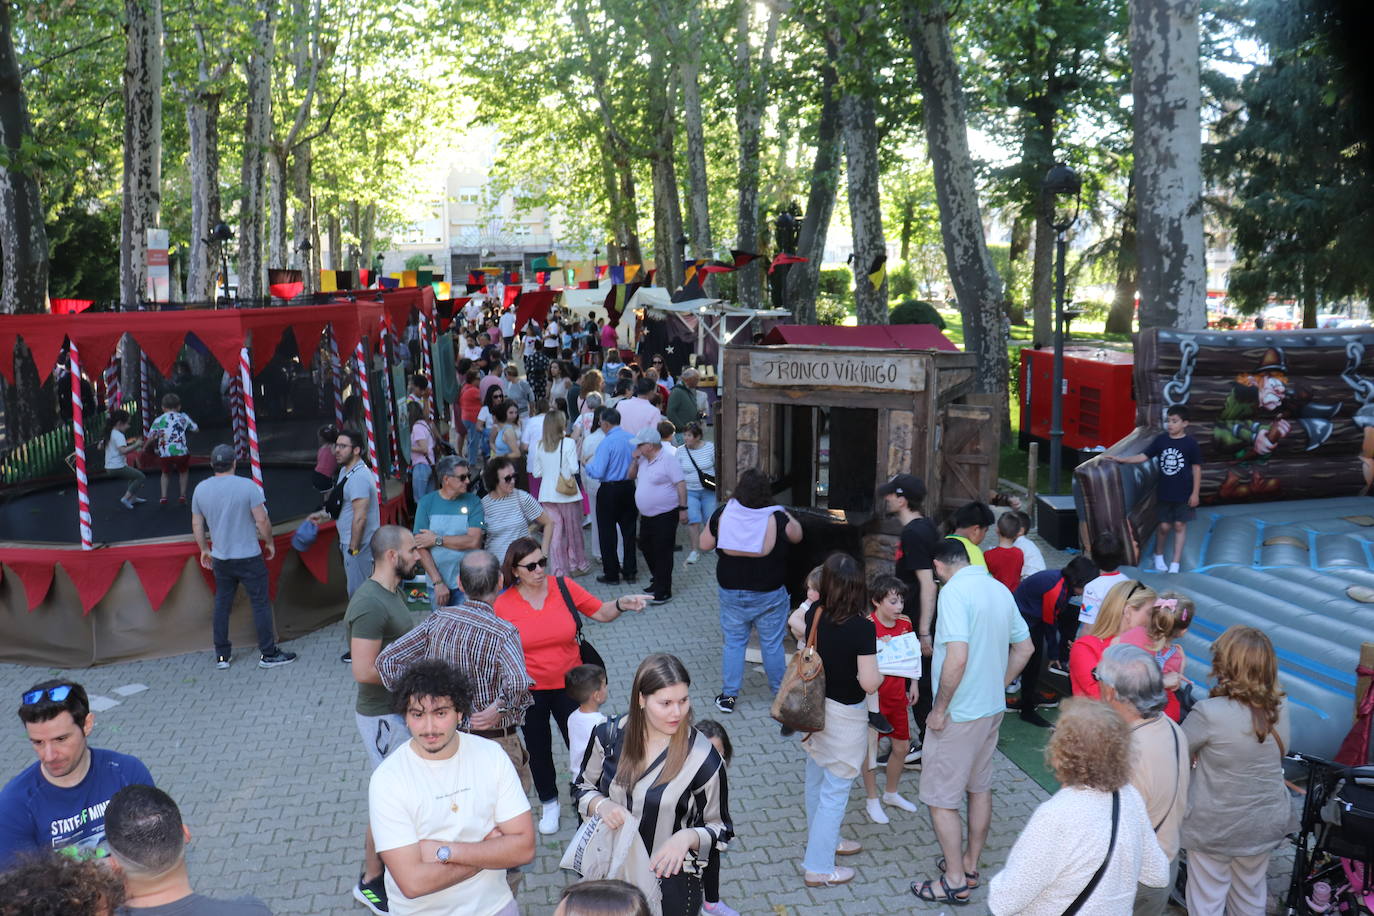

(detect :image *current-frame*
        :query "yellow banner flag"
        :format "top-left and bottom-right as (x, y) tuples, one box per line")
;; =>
(624, 264), (640, 282)
(432, 281), (451, 299)
(401, 270), (418, 288)
(319, 270), (337, 292)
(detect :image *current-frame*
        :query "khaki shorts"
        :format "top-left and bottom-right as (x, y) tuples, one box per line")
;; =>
(489, 730), (535, 797)
(918, 712), (1003, 809)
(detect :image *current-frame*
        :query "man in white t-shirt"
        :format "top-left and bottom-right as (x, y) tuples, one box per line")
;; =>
(370, 659), (533, 916)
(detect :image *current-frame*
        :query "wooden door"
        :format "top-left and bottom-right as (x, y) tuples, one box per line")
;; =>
(938, 397), (1000, 512)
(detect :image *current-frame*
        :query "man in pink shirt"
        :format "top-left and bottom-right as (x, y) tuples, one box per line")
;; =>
(629, 427), (687, 605)
(616, 378), (661, 435)
(599, 321), (618, 352)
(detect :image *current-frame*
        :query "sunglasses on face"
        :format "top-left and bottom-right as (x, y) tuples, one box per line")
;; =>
(500, 473), (516, 482)
(448, 473), (470, 482)
(22, 685), (74, 705)
(517, 557), (548, 572)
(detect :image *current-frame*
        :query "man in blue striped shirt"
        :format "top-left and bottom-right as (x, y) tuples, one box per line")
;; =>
(585, 407), (639, 584)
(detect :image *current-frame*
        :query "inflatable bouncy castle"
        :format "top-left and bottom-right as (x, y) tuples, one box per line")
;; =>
(1076, 327), (1374, 756)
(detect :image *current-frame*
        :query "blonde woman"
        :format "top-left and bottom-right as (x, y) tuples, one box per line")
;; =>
(1181, 626), (1290, 916)
(574, 654), (732, 915)
(988, 700), (1168, 914)
(531, 409), (588, 576)
(1069, 579), (1156, 699)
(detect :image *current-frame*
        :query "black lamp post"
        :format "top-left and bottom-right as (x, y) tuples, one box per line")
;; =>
(1042, 163), (1082, 494)
(592, 247), (600, 275)
(677, 234), (689, 265)
(209, 221), (234, 305)
(773, 210), (799, 311)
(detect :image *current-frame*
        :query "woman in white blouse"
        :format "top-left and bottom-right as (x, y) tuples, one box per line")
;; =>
(987, 699), (1168, 914)
(530, 409), (588, 577)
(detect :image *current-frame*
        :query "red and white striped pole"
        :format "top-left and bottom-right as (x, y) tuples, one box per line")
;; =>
(229, 373), (248, 460)
(140, 352), (153, 436)
(238, 346), (263, 494)
(70, 341), (93, 551)
(381, 319), (404, 478)
(354, 340), (382, 501)
(102, 358), (120, 411)
(420, 311), (434, 418)
(329, 327), (344, 427)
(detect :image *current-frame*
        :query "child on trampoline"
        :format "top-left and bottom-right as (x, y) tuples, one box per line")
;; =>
(148, 393), (199, 505)
(1107, 405), (1202, 573)
(101, 409), (146, 510)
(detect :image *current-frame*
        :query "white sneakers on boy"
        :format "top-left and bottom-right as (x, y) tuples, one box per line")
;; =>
(882, 791), (919, 812)
(538, 800), (560, 835)
(1153, 554), (1168, 572)
(865, 798), (889, 824)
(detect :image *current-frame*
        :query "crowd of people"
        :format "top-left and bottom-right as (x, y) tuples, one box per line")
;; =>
(2, 313), (1303, 916)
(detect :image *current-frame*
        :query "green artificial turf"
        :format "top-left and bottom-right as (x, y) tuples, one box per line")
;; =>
(997, 702), (1061, 794)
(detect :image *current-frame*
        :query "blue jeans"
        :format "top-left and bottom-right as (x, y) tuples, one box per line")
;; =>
(686, 488), (717, 525)
(803, 755), (855, 874)
(412, 462), (434, 500)
(464, 419), (484, 468)
(212, 555), (279, 657)
(718, 586), (789, 697)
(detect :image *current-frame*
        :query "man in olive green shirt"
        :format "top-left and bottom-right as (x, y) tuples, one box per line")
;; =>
(345, 524), (420, 915)
(666, 368), (702, 441)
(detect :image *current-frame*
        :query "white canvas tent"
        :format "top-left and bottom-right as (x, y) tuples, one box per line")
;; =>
(558, 287), (638, 342)
(627, 287), (789, 390)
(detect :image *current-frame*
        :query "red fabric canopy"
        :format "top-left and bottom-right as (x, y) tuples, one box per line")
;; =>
(0, 492), (404, 613)
(760, 323), (959, 352)
(0, 291), (437, 384)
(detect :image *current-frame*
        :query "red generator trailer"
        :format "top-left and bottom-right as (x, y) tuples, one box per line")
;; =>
(1019, 346), (1137, 461)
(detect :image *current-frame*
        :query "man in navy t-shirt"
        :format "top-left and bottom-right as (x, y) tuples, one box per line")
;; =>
(0, 679), (154, 865)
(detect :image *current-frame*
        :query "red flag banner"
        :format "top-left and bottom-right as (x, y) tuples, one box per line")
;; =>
(768, 253), (809, 274)
(699, 263), (736, 276)
(730, 250), (761, 268)
(51, 299), (94, 315)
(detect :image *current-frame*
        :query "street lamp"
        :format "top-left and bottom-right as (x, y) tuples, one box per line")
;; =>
(208, 221), (234, 305)
(773, 210), (799, 311)
(592, 247), (600, 275)
(1042, 163), (1082, 494)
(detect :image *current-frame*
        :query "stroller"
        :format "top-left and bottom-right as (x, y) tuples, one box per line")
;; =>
(1283, 752), (1374, 915)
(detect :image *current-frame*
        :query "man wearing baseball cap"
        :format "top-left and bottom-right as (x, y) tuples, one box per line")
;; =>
(191, 444), (297, 670)
(878, 473), (938, 766)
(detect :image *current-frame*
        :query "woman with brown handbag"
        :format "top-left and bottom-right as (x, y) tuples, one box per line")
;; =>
(786, 552), (883, 889)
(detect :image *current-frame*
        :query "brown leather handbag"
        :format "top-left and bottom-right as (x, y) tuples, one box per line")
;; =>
(770, 608), (826, 733)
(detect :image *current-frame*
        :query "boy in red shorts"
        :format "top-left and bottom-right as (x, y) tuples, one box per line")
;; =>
(861, 575), (921, 824)
(148, 393), (199, 505)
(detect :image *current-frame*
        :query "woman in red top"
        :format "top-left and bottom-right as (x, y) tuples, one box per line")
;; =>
(1069, 579), (1156, 698)
(457, 368), (483, 466)
(493, 536), (651, 837)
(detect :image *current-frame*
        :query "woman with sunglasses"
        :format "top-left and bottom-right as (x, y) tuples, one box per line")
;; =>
(482, 456), (551, 567)
(1069, 579), (1156, 699)
(494, 536), (652, 837)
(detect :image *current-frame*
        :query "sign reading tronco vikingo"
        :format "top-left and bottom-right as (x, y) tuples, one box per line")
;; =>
(748, 351), (923, 391)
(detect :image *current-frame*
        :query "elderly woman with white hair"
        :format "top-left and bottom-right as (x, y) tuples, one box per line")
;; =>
(1095, 643), (1190, 916)
(628, 426), (687, 605)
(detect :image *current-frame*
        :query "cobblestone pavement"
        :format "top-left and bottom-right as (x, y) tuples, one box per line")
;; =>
(0, 526), (1293, 914)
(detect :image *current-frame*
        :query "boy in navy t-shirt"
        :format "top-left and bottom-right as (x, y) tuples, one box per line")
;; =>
(0, 680), (154, 865)
(1108, 405), (1203, 573)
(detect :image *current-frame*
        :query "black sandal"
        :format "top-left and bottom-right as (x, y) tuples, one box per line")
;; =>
(911, 875), (972, 905)
(937, 856), (981, 888)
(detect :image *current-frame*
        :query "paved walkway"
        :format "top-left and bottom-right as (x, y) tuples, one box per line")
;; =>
(0, 528), (1292, 914)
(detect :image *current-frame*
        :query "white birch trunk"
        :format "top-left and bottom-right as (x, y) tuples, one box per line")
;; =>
(1032, 215), (1054, 343)
(0, 0), (49, 315)
(733, 0), (778, 310)
(120, 0), (163, 308)
(268, 146), (288, 271)
(327, 213), (341, 271)
(292, 141), (314, 293)
(238, 0), (275, 302)
(909, 0), (1008, 396)
(840, 89), (888, 324)
(185, 89), (222, 303)
(1130, 0), (1205, 329)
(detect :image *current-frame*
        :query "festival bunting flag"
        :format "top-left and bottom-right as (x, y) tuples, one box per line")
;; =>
(546, 253), (560, 268)
(670, 275), (706, 303)
(50, 299), (94, 315)
(432, 281), (452, 299)
(644, 268), (656, 287)
(604, 282), (642, 326)
(379, 276), (400, 289)
(268, 269), (304, 300)
(624, 264), (640, 282)
(867, 254), (888, 288)
(531, 256), (550, 271)
(699, 262), (736, 276)
(318, 270), (338, 292)
(609, 265), (625, 284)
(731, 250), (761, 268)
(595, 265), (608, 279)
(768, 253), (809, 274)
(682, 258), (709, 284)
(479, 266), (502, 275)
(566, 268), (577, 286)
(535, 271), (549, 285)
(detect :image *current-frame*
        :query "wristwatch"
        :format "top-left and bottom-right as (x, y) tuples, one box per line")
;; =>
(436, 845), (452, 863)
(435, 534), (445, 548)
(348, 547), (360, 556)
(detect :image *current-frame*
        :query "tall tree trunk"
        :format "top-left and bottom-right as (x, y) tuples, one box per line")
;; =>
(327, 213), (341, 271)
(659, 0), (710, 263)
(1301, 267), (1317, 329)
(614, 157), (642, 267)
(185, 89), (222, 303)
(1006, 214), (1030, 325)
(1130, 0), (1205, 329)
(291, 140), (314, 293)
(360, 202), (376, 275)
(347, 200), (361, 270)
(238, 0), (275, 302)
(909, 0), (1008, 398)
(787, 56), (841, 324)
(733, 0), (779, 310)
(840, 90), (888, 324)
(120, 0), (164, 308)
(0, 0), (49, 315)
(267, 146), (288, 270)
(1105, 173), (1138, 333)
(1032, 214), (1054, 344)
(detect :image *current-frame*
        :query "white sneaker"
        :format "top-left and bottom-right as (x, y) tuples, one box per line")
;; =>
(538, 800), (560, 835)
(685, 550), (700, 566)
(882, 791), (919, 813)
(1006, 676), (1021, 694)
(130, 496), (147, 504)
(864, 797), (889, 824)
(1168, 561), (1180, 574)
(1153, 554), (1167, 572)
(120, 496), (135, 509)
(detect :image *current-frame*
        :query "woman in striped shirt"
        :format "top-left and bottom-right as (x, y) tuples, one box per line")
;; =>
(575, 654), (733, 915)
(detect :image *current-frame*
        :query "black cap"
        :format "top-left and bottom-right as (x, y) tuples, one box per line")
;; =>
(878, 474), (926, 501)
